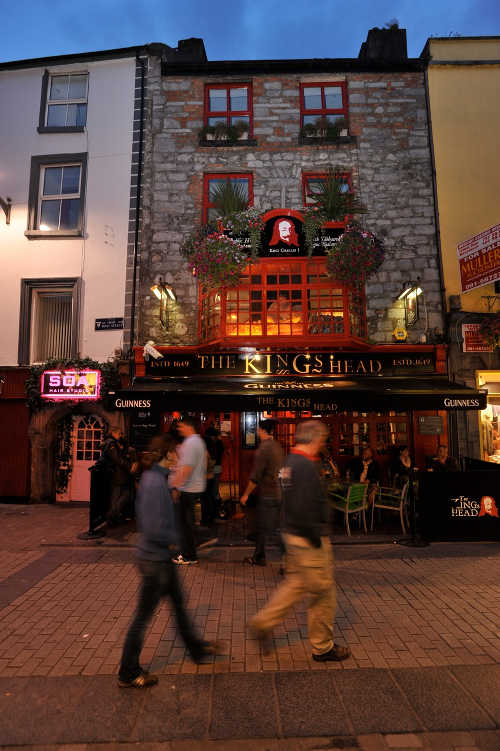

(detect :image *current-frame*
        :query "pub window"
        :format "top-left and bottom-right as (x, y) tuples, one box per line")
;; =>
(199, 258), (367, 343)
(25, 153), (87, 238)
(18, 278), (80, 365)
(205, 83), (252, 134)
(203, 173), (253, 224)
(38, 71), (88, 133)
(300, 82), (348, 128)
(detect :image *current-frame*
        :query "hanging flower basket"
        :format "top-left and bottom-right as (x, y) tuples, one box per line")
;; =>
(325, 223), (385, 284)
(217, 208), (265, 257)
(479, 314), (500, 348)
(180, 231), (249, 288)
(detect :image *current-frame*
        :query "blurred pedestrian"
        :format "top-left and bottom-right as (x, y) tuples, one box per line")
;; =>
(101, 426), (133, 526)
(170, 416), (207, 565)
(118, 435), (217, 688)
(240, 419), (284, 566)
(249, 420), (350, 662)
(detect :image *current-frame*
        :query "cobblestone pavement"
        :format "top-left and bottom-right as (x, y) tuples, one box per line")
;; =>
(0, 503), (499, 749)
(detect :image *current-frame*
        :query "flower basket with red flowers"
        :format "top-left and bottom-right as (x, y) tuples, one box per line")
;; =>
(479, 314), (500, 348)
(325, 223), (385, 284)
(180, 230), (249, 289)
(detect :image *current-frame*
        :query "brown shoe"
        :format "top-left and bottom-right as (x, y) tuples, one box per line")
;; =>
(118, 671), (159, 688)
(312, 644), (351, 662)
(250, 625), (273, 656)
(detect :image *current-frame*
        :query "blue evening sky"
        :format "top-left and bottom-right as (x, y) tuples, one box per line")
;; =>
(2, 0), (499, 63)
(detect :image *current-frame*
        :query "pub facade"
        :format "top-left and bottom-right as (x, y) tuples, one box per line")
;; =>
(112, 27), (486, 494)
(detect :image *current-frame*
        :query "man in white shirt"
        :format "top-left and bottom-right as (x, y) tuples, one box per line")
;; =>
(171, 416), (207, 565)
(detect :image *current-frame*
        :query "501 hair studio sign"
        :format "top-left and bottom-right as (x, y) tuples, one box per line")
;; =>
(41, 369), (101, 401)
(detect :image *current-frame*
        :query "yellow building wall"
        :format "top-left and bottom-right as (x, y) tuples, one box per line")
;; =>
(427, 38), (500, 311)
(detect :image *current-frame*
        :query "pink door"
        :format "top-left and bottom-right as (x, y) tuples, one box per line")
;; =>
(58, 415), (104, 502)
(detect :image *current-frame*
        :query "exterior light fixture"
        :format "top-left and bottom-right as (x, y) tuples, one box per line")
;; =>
(0, 196), (12, 225)
(397, 280), (423, 327)
(150, 278), (176, 328)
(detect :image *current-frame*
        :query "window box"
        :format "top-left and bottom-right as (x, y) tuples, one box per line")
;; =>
(38, 71), (88, 132)
(25, 153), (87, 238)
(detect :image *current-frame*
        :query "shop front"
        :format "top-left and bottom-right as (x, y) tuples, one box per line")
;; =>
(109, 344), (486, 496)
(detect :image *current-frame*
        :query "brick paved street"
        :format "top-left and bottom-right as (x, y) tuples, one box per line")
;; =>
(0, 503), (499, 749)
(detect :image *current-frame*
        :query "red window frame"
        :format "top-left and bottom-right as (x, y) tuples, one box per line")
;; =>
(300, 81), (348, 127)
(204, 83), (253, 134)
(302, 171), (352, 228)
(203, 173), (254, 224)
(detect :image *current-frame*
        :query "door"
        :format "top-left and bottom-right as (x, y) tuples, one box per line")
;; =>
(58, 415), (104, 502)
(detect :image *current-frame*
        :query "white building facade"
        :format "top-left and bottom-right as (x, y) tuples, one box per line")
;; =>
(0, 46), (148, 502)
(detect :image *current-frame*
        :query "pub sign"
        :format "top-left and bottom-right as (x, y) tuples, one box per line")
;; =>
(41, 370), (101, 400)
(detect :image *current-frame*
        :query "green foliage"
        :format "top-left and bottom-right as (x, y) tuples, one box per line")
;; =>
(26, 357), (121, 413)
(326, 223), (385, 284)
(306, 169), (367, 223)
(211, 180), (249, 216)
(55, 414), (73, 493)
(180, 231), (249, 288)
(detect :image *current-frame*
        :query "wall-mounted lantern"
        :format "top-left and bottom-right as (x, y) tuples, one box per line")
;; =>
(150, 278), (176, 329)
(397, 281), (423, 327)
(0, 196), (12, 225)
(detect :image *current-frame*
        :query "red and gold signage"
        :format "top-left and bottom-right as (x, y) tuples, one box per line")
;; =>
(462, 324), (493, 353)
(41, 370), (101, 400)
(458, 224), (500, 293)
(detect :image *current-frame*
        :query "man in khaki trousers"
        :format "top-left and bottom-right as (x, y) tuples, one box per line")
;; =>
(250, 420), (350, 662)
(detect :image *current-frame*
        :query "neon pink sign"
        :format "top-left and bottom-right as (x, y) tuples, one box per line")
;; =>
(40, 369), (101, 400)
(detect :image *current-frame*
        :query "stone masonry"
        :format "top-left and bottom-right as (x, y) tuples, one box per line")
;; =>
(137, 53), (443, 347)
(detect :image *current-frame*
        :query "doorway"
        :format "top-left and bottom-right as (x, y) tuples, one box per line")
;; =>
(57, 415), (104, 502)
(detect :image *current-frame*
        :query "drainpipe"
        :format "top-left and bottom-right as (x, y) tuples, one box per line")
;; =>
(424, 64), (460, 457)
(129, 51), (146, 358)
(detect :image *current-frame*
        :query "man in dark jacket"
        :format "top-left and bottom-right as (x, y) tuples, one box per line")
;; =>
(240, 419), (284, 566)
(250, 420), (350, 662)
(102, 427), (133, 525)
(347, 446), (380, 484)
(118, 436), (216, 688)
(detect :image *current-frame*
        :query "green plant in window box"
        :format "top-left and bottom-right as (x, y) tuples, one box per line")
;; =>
(211, 179), (249, 216)
(300, 123), (316, 138)
(199, 124), (216, 141)
(214, 122), (229, 141)
(333, 116), (349, 137)
(325, 222), (385, 284)
(228, 119), (249, 143)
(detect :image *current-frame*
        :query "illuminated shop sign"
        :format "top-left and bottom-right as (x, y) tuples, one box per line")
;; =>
(41, 370), (101, 400)
(145, 351), (436, 378)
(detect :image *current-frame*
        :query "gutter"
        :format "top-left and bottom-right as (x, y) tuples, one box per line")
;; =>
(129, 53), (146, 355)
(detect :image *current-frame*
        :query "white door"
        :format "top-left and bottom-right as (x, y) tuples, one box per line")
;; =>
(64, 416), (104, 502)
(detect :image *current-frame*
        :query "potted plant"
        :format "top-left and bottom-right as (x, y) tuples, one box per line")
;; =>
(211, 180), (249, 217)
(214, 122), (229, 141)
(199, 124), (216, 141)
(220, 207), (265, 257)
(229, 119), (249, 142)
(335, 116), (349, 137)
(325, 222), (385, 284)
(300, 123), (316, 139)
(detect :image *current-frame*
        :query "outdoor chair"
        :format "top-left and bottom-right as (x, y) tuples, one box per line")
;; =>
(329, 482), (369, 536)
(370, 482), (409, 534)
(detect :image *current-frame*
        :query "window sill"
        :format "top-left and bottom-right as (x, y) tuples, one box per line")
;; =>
(37, 126), (85, 134)
(25, 229), (83, 239)
(199, 138), (257, 148)
(298, 135), (357, 146)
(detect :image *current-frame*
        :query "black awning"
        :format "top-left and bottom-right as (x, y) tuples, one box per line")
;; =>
(109, 376), (487, 412)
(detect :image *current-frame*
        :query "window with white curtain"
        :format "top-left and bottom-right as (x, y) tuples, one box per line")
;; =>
(18, 278), (80, 365)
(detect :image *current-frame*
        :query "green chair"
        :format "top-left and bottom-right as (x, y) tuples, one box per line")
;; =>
(370, 482), (409, 534)
(329, 482), (369, 536)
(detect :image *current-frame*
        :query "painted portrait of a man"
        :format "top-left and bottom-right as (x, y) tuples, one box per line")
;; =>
(269, 218), (299, 246)
(478, 495), (499, 517)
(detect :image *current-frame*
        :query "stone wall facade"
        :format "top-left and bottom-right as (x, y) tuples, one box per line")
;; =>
(137, 56), (443, 347)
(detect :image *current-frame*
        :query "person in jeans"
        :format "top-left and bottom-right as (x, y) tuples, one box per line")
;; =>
(171, 416), (207, 565)
(118, 435), (216, 688)
(102, 426), (132, 526)
(250, 420), (351, 662)
(240, 419), (284, 566)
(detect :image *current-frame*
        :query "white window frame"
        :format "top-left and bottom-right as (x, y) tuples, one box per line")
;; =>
(45, 72), (88, 128)
(38, 163), (82, 232)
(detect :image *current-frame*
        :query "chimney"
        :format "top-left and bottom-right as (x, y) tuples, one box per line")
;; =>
(358, 27), (408, 63)
(163, 38), (207, 63)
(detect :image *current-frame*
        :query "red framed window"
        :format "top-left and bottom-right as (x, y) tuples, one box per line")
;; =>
(203, 173), (253, 224)
(199, 258), (367, 344)
(302, 172), (352, 227)
(205, 83), (253, 133)
(300, 82), (348, 127)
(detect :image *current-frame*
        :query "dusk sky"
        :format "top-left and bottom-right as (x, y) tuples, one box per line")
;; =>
(2, 0), (500, 63)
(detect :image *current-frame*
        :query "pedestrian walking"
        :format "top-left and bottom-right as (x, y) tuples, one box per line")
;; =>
(118, 435), (217, 688)
(101, 426), (133, 526)
(170, 416), (207, 565)
(240, 419), (284, 566)
(249, 420), (351, 662)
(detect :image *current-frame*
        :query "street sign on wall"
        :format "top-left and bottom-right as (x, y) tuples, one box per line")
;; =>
(457, 223), (500, 293)
(462, 323), (494, 353)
